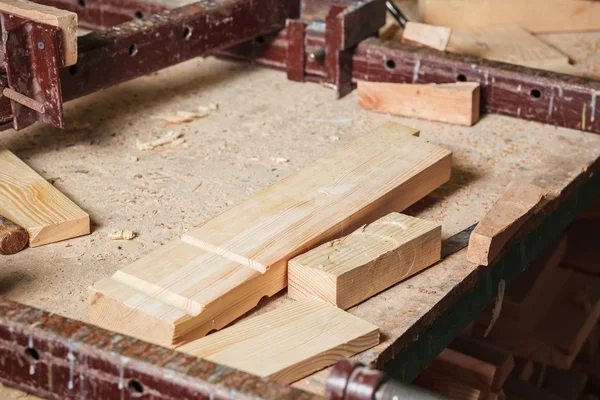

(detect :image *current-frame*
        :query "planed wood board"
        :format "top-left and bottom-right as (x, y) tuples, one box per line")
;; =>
(289, 212), (441, 310)
(402, 21), (451, 51)
(358, 81), (481, 126)
(415, 367), (491, 400)
(0, 149), (89, 247)
(0, 0), (78, 66)
(447, 25), (570, 71)
(468, 181), (546, 266)
(89, 122), (452, 347)
(419, 0), (600, 33)
(178, 297), (379, 384)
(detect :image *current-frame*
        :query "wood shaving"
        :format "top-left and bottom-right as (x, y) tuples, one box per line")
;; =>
(136, 131), (183, 151)
(272, 156), (289, 165)
(107, 230), (137, 241)
(154, 104), (217, 125)
(126, 153), (139, 162)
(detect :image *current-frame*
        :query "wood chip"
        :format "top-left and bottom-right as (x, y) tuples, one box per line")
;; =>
(107, 230), (136, 241)
(136, 131), (183, 151)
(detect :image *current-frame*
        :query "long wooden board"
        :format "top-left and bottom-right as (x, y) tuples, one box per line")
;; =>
(0, 0), (78, 66)
(89, 122), (452, 347)
(419, 0), (600, 33)
(0, 149), (89, 247)
(468, 181), (546, 266)
(289, 212), (441, 310)
(358, 81), (480, 126)
(178, 298), (379, 384)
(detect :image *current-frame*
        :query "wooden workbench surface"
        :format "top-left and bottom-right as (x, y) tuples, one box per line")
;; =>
(2, 3), (600, 398)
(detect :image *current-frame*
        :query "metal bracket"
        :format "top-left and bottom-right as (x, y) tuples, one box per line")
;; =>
(1, 13), (64, 130)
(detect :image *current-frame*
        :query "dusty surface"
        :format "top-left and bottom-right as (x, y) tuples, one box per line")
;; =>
(2, 1), (600, 398)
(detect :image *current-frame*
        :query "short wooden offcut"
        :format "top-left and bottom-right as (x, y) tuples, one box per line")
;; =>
(0, 0), (78, 66)
(358, 81), (480, 126)
(0, 149), (89, 247)
(178, 297), (379, 384)
(288, 212), (441, 310)
(468, 181), (546, 266)
(89, 122), (452, 347)
(402, 21), (451, 51)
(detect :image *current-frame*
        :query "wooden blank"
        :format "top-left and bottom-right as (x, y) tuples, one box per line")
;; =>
(0, 0), (78, 66)
(358, 81), (480, 126)
(430, 349), (502, 392)
(402, 21), (451, 51)
(419, 0), (600, 33)
(467, 181), (545, 266)
(0, 149), (89, 247)
(447, 25), (570, 71)
(288, 212), (441, 310)
(178, 298), (379, 384)
(89, 122), (452, 347)
(415, 368), (490, 400)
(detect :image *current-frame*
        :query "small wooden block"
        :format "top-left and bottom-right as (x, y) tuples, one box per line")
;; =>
(0, 215), (28, 255)
(430, 348), (503, 392)
(177, 297), (379, 384)
(467, 181), (546, 266)
(288, 212), (441, 310)
(0, 0), (78, 66)
(358, 81), (481, 126)
(0, 149), (89, 247)
(402, 21), (451, 51)
(415, 367), (489, 400)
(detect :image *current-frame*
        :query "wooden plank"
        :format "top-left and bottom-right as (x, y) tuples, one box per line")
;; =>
(0, 149), (89, 247)
(446, 25), (570, 71)
(177, 297), (379, 384)
(0, 0), (78, 66)
(288, 212), (441, 310)
(358, 81), (481, 126)
(89, 122), (452, 347)
(467, 181), (546, 266)
(402, 21), (451, 51)
(448, 336), (514, 392)
(419, 0), (600, 33)
(429, 348), (503, 392)
(502, 235), (570, 324)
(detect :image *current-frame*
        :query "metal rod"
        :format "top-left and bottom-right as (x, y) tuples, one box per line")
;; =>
(385, 1), (408, 27)
(2, 88), (45, 114)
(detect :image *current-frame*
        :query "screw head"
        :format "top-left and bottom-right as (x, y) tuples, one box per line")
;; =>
(37, 42), (45, 50)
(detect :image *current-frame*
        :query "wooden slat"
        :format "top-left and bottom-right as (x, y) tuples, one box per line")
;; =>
(89, 122), (452, 347)
(358, 81), (481, 126)
(402, 21), (451, 51)
(0, 0), (78, 66)
(419, 0), (600, 33)
(467, 181), (546, 266)
(0, 149), (89, 247)
(178, 297), (379, 384)
(288, 212), (441, 310)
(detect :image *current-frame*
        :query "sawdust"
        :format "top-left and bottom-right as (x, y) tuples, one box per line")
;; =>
(136, 130), (184, 150)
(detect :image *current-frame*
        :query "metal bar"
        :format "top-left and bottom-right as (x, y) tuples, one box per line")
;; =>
(0, 298), (321, 400)
(3, 87), (46, 114)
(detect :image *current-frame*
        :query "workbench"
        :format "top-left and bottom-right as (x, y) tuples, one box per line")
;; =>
(1, 0), (600, 398)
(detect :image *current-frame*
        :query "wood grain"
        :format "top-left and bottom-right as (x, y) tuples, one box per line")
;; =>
(178, 297), (379, 384)
(467, 181), (546, 266)
(419, 0), (600, 33)
(0, 215), (28, 255)
(0, 150), (89, 247)
(289, 212), (441, 310)
(358, 81), (480, 126)
(89, 122), (452, 347)
(402, 21), (451, 51)
(0, 0), (78, 66)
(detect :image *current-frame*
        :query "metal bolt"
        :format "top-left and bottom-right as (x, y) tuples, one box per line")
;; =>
(37, 42), (45, 50)
(309, 47), (326, 63)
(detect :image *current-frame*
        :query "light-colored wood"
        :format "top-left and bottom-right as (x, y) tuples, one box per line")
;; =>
(402, 21), (451, 51)
(89, 122), (452, 347)
(467, 181), (546, 266)
(448, 336), (514, 392)
(358, 81), (480, 126)
(415, 368), (489, 400)
(447, 25), (570, 71)
(177, 297), (379, 384)
(430, 348), (500, 392)
(0, 0), (78, 66)
(288, 212), (441, 310)
(419, 0), (600, 33)
(0, 149), (89, 247)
